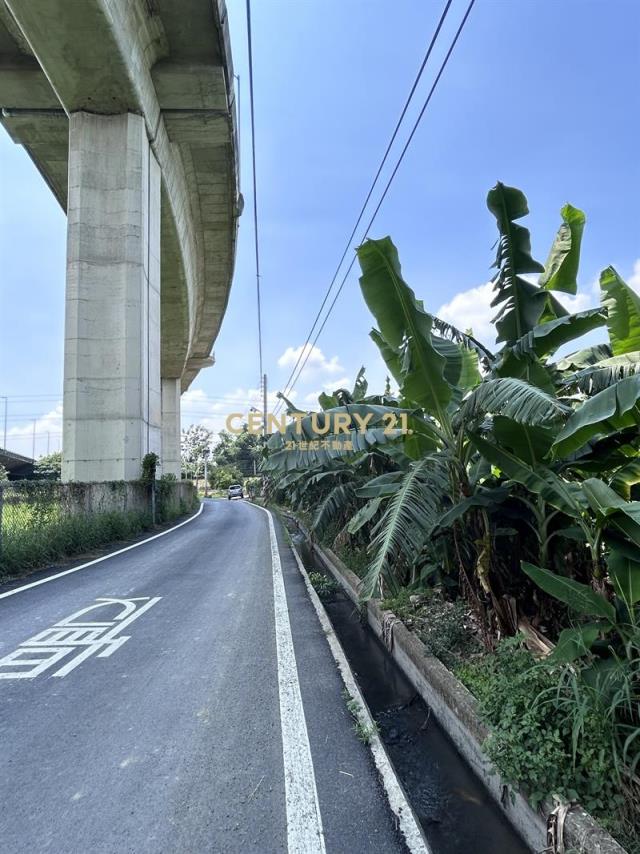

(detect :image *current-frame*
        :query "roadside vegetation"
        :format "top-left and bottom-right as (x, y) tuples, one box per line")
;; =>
(0, 459), (199, 579)
(263, 183), (640, 849)
(308, 570), (339, 600)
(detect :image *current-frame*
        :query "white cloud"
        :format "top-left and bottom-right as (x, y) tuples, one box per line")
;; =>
(277, 343), (343, 379)
(437, 269), (615, 350)
(181, 385), (289, 437)
(6, 403), (62, 458)
(327, 376), (350, 390)
(559, 291), (592, 314)
(302, 375), (352, 409)
(437, 281), (497, 346)
(628, 259), (640, 292)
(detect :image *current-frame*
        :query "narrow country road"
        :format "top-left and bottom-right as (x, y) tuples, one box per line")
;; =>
(0, 500), (410, 853)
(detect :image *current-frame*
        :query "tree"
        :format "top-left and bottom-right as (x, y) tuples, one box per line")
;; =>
(209, 464), (244, 491)
(34, 451), (62, 480)
(181, 425), (213, 479)
(0, 463), (8, 482)
(212, 427), (261, 476)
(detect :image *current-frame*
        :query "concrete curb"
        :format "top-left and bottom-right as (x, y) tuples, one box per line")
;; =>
(288, 541), (431, 854)
(294, 526), (627, 854)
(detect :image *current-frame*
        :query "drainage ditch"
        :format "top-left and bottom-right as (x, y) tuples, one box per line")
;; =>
(294, 534), (531, 854)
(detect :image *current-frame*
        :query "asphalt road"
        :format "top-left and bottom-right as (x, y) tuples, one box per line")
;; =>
(0, 499), (409, 854)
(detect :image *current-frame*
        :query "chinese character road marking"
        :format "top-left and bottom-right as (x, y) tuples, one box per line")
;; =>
(0, 597), (161, 679)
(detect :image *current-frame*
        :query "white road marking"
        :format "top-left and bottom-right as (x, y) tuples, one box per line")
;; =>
(0, 502), (204, 601)
(253, 504), (326, 854)
(290, 543), (432, 854)
(0, 596), (161, 679)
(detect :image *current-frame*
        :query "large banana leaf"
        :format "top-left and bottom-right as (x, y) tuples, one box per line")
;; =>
(491, 416), (556, 466)
(495, 309), (607, 394)
(611, 457), (640, 500)
(459, 377), (569, 426)
(600, 266), (640, 356)
(357, 238), (452, 418)
(369, 329), (403, 386)
(582, 477), (640, 549)
(434, 486), (510, 531)
(607, 549), (640, 606)
(432, 334), (482, 393)
(456, 344), (483, 392)
(506, 308), (607, 361)
(487, 183), (546, 344)
(559, 351), (640, 394)
(548, 624), (605, 664)
(522, 562), (616, 620)
(556, 343), (612, 370)
(430, 315), (495, 368)
(356, 471), (405, 498)
(263, 403), (443, 473)
(347, 497), (383, 534)
(539, 204), (585, 294)
(313, 484), (357, 538)
(360, 454), (449, 599)
(470, 434), (586, 517)
(552, 375), (640, 458)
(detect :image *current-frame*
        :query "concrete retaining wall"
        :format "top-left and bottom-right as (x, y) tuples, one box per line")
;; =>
(1, 479), (198, 519)
(304, 534), (627, 854)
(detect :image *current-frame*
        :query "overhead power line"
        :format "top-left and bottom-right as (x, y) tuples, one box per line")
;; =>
(275, 0), (476, 410)
(273, 0), (455, 414)
(246, 0), (264, 381)
(0, 392), (62, 401)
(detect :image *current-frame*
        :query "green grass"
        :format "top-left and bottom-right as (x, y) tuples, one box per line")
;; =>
(0, 509), (154, 578)
(308, 570), (338, 599)
(0, 485), (199, 579)
(354, 720), (379, 745)
(341, 688), (379, 745)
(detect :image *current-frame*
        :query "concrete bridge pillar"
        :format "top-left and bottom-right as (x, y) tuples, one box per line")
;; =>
(62, 112), (162, 482)
(161, 378), (182, 478)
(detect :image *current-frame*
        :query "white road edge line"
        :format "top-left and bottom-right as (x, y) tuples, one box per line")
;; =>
(290, 541), (432, 854)
(252, 504), (326, 854)
(0, 502), (205, 601)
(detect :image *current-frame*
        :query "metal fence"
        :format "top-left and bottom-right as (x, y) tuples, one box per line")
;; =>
(0, 479), (198, 576)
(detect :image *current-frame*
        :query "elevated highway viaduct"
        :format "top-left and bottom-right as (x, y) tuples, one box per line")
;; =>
(0, 0), (240, 481)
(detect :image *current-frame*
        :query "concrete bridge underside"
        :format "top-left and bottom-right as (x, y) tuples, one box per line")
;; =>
(0, 0), (239, 480)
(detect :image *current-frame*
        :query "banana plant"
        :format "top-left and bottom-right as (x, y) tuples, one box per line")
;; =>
(352, 219), (584, 607)
(265, 182), (639, 635)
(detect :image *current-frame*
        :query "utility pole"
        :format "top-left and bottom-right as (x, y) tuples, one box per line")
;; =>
(47, 432), (50, 455)
(262, 373), (267, 440)
(32, 419), (36, 460)
(1, 397), (6, 450)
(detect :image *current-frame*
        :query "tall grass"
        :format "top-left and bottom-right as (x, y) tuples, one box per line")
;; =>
(0, 509), (153, 578)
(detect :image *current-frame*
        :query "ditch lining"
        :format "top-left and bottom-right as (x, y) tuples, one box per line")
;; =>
(285, 510), (627, 854)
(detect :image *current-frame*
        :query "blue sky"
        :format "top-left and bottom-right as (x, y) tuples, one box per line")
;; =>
(1, 0), (638, 456)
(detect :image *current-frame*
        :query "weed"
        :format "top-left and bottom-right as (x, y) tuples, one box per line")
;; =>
(456, 636), (636, 849)
(354, 720), (379, 745)
(308, 570), (338, 600)
(346, 697), (360, 717)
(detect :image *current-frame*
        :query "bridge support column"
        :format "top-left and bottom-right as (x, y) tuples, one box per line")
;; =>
(161, 378), (181, 478)
(62, 111), (162, 482)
